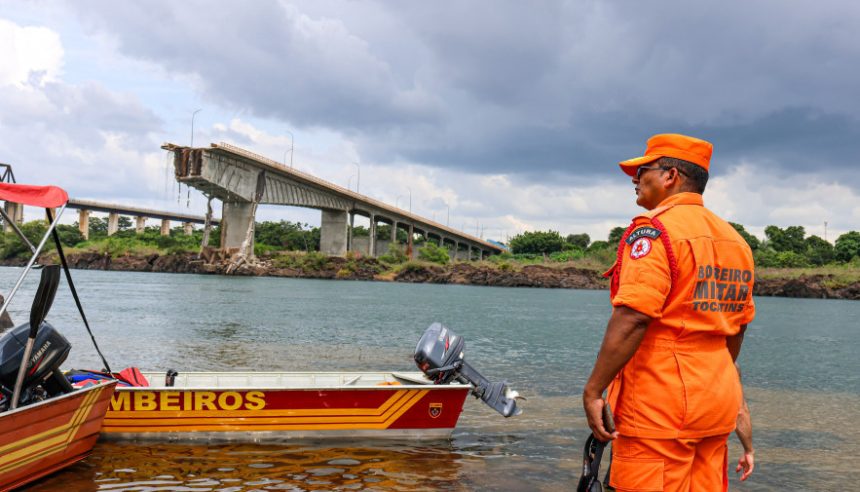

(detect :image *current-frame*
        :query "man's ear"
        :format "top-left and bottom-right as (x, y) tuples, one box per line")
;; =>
(664, 168), (683, 190)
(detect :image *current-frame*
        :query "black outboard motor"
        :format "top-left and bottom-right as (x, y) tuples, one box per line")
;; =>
(0, 321), (73, 405)
(414, 322), (521, 417)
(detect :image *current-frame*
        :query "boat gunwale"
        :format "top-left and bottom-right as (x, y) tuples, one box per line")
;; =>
(0, 380), (116, 420)
(116, 371), (471, 392)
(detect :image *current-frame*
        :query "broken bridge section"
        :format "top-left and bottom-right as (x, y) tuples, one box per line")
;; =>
(164, 142), (503, 259)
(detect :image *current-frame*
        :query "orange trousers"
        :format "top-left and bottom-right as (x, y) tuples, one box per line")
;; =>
(609, 433), (729, 492)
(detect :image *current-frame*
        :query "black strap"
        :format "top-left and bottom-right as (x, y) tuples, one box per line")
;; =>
(46, 209), (112, 372)
(577, 433), (607, 492)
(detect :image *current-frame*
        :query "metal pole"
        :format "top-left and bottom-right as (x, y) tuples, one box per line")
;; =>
(6, 204), (66, 410)
(0, 203), (67, 323)
(0, 206), (36, 254)
(190, 108), (202, 147)
(352, 162), (361, 194)
(286, 130), (294, 168)
(407, 187), (412, 213)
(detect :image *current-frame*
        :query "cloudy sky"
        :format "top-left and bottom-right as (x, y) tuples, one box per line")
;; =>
(2, 0), (858, 243)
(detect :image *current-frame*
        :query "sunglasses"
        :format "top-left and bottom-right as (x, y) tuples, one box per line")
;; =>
(636, 165), (687, 180)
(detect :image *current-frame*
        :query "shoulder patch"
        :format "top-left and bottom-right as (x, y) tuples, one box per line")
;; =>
(625, 227), (662, 244)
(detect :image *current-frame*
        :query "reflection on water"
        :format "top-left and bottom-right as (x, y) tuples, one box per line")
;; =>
(1, 269), (858, 491)
(34, 441), (473, 492)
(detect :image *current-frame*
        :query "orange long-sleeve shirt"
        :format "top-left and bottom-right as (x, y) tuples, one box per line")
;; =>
(604, 192), (755, 439)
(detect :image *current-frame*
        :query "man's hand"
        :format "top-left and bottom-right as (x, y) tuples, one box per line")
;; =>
(736, 449), (754, 481)
(583, 393), (617, 442)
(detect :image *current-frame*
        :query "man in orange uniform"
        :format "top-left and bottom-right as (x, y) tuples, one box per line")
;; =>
(583, 134), (755, 491)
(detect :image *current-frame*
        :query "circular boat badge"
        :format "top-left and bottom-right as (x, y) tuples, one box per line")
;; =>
(429, 402), (443, 418)
(630, 237), (652, 259)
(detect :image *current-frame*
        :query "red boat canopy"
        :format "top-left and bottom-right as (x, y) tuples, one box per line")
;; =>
(0, 183), (68, 208)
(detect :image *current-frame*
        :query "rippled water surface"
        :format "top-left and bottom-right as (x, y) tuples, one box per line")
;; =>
(2, 268), (857, 491)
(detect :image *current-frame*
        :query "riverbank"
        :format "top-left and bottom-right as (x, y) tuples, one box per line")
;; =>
(3, 251), (859, 299)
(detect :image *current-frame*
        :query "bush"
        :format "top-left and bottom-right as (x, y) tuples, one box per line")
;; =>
(549, 249), (585, 262)
(755, 249), (810, 268)
(56, 224), (85, 247)
(418, 242), (449, 264)
(566, 233), (590, 249)
(487, 252), (514, 264)
(378, 243), (408, 264)
(302, 251), (329, 271)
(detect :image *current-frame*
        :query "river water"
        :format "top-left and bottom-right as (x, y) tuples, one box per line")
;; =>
(1, 268), (857, 491)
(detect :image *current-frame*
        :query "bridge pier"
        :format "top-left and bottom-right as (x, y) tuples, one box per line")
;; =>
(160, 219), (171, 236)
(320, 209), (348, 256)
(78, 209), (90, 240)
(136, 216), (146, 234)
(221, 202), (255, 251)
(2, 202), (24, 233)
(368, 214), (377, 257)
(407, 224), (414, 258)
(108, 212), (119, 236)
(183, 222), (193, 236)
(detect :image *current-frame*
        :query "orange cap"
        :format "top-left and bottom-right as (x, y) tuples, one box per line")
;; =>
(619, 134), (713, 177)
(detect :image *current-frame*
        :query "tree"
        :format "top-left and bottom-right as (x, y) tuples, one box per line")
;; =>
(509, 230), (565, 255)
(764, 225), (806, 254)
(118, 216), (133, 231)
(835, 231), (860, 262)
(607, 226), (626, 246)
(56, 224), (85, 247)
(88, 217), (108, 237)
(804, 235), (834, 266)
(254, 220), (320, 251)
(565, 233), (590, 249)
(730, 222), (760, 251)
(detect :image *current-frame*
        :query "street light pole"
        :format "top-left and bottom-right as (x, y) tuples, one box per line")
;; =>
(353, 161), (361, 193)
(405, 187), (412, 213)
(285, 130), (294, 168)
(190, 108), (202, 147)
(446, 202), (450, 226)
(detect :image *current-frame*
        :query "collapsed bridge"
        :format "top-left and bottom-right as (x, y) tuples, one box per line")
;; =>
(165, 142), (503, 259)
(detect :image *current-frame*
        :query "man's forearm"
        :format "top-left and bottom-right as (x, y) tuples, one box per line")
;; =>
(736, 397), (753, 452)
(583, 305), (651, 398)
(727, 324), (747, 362)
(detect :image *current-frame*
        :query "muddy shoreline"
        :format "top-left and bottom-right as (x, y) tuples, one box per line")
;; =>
(3, 252), (858, 300)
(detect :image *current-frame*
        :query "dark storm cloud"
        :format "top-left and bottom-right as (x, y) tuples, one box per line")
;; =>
(71, 0), (860, 179)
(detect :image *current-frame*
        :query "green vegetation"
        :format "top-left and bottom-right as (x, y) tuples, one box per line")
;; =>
(2, 216), (858, 286)
(417, 242), (450, 265)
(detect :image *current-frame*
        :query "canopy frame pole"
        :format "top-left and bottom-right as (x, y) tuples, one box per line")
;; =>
(0, 204), (66, 323)
(0, 206), (36, 254)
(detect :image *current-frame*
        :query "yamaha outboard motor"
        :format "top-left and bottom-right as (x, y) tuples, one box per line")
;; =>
(0, 321), (73, 405)
(414, 322), (521, 417)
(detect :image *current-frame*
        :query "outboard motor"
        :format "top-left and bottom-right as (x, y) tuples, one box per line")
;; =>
(414, 322), (521, 417)
(0, 321), (73, 404)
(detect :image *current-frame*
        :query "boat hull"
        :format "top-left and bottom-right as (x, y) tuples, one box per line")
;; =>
(0, 381), (117, 492)
(102, 372), (471, 441)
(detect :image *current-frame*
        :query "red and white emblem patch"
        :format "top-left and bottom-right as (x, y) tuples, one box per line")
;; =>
(630, 237), (652, 259)
(429, 403), (443, 418)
